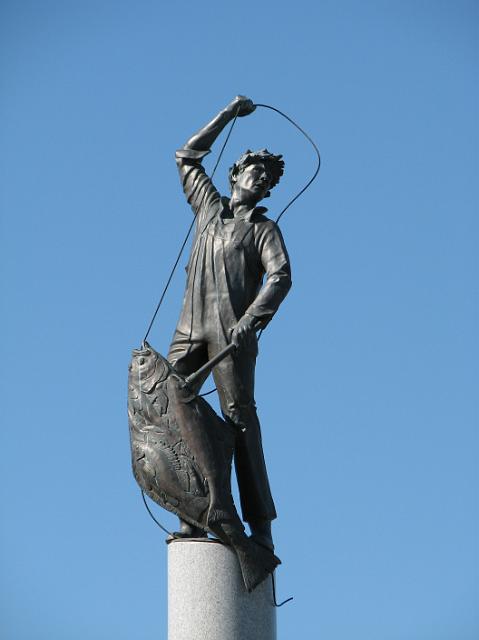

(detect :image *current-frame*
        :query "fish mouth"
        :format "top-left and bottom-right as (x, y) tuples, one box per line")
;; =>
(132, 347), (151, 356)
(132, 341), (152, 357)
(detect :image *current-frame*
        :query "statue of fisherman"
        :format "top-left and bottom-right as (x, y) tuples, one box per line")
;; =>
(168, 95), (292, 551)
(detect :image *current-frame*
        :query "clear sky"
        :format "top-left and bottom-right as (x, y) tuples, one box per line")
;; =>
(1, 1), (477, 639)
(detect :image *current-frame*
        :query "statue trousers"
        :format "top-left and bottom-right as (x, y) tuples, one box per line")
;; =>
(168, 329), (277, 523)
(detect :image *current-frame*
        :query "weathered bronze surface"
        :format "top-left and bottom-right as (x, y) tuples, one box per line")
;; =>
(128, 342), (280, 591)
(128, 96), (292, 589)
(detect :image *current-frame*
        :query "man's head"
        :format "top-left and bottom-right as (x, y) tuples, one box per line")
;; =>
(229, 149), (284, 204)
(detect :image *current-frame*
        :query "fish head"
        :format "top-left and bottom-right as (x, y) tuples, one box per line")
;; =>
(129, 341), (172, 393)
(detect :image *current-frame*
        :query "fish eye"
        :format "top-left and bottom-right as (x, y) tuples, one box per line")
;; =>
(139, 357), (145, 365)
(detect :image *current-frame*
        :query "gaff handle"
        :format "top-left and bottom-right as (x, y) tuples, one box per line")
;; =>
(184, 343), (236, 387)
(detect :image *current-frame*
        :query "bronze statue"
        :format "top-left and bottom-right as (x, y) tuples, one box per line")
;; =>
(128, 96), (302, 590)
(167, 96), (291, 551)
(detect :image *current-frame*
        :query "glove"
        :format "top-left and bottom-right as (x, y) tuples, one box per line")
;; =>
(231, 313), (258, 349)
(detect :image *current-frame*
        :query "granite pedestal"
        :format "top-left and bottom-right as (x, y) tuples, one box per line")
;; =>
(168, 538), (276, 640)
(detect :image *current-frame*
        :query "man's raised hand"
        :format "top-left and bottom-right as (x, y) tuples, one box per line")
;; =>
(228, 95), (256, 118)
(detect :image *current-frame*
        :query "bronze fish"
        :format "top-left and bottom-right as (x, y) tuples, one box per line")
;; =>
(128, 341), (280, 591)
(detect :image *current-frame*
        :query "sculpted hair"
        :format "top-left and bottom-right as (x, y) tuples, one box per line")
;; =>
(229, 149), (285, 197)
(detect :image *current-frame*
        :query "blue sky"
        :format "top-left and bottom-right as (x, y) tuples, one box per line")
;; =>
(1, 1), (477, 638)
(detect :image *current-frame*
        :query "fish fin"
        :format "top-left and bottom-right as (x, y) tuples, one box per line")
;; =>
(213, 522), (281, 592)
(235, 540), (281, 592)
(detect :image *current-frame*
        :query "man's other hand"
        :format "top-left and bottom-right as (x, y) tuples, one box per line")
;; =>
(231, 313), (257, 348)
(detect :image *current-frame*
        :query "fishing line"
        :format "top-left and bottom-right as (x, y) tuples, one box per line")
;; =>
(136, 103), (320, 585)
(271, 573), (294, 607)
(142, 102), (320, 345)
(142, 109), (240, 344)
(141, 489), (176, 537)
(255, 103), (321, 225)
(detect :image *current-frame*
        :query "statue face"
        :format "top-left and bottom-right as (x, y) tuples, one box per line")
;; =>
(233, 162), (271, 203)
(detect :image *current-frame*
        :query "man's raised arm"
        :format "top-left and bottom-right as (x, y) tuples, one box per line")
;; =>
(176, 96), (255, 218)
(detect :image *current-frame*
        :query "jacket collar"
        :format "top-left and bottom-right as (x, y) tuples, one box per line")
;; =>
(220, 196), (267, 222)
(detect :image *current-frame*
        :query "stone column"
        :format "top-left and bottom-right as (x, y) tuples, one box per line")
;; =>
(168, 538), (276, 640)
